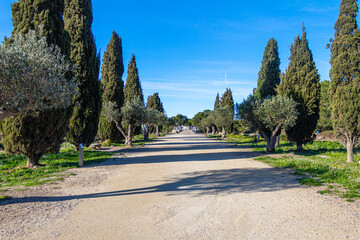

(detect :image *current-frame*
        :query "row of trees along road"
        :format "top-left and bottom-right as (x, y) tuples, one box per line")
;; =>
(0, 0), (167, 167)
(196, 89), (234, 139)
(238, 26), (320, 153)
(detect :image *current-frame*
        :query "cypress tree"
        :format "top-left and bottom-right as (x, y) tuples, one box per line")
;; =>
(98, 31), (124, 142)
(256, 38), (281, 99)
(278, 26), (321, 150)
(124, 54), (144, 103)
(214, 92), (221, 110)
(146, 93), (164, 136)
(64, 0), (101, 148)
(329, 0), (360, 163)
(220, 88), (234, 133)
(221, 88), (234, 118)
(146, 93), (164, 112)
(122, 54), (144, 141)
(0, 0), (71, 167)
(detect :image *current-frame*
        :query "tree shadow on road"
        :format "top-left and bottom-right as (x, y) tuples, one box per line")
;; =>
(1, 167), (299, 206)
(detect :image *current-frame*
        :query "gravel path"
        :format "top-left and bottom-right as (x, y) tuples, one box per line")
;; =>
(1, 133), (360, 239)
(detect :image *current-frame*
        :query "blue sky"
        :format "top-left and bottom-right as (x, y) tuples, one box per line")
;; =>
(0, 0), (352, 118)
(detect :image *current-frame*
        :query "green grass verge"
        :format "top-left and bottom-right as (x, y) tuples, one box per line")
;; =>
(255, 155), (360, 201)
(208, 134), (360, 201)
(112, 134), (157, 147)
(0, 143), (114, 191)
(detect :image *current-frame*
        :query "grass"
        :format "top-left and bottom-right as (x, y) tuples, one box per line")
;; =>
(0, 142), (114, 193)
(0, 133), (159, 199)
(112, 134), (157, 147)
(208, 133), (360, 201)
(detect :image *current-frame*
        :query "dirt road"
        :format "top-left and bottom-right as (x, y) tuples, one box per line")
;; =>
(4, 133), (360, 239)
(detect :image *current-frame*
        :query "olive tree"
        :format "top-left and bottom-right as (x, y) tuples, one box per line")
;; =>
(0, 29), (76, 122)
(213, 107), (233, 139)
(238, 95), (298, 152)
(142, 109), (164, 140)
(102, 96), (145, 147)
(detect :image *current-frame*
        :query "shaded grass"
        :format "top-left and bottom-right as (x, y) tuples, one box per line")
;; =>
(112, 134), (157, 147)
(0, 143), (114, 191)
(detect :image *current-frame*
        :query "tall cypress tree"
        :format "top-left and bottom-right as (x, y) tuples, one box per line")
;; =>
(98, 31), (124, 142)
(221, 88), (234, 118)
(214, 92), (221, 110)
(146, 93), (164, 112)
(0, 0), (71, 167)
(329, 0), (360, 163)
(256, 38), (281, 99)
(64, 0), (101, 148)
(124, 54), (143, 103)
(121, 54), (143, 141)
(278, 26), (321, 150)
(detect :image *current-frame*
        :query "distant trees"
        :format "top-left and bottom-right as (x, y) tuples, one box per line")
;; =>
(329, 0), (360, 163)
(277, 27), (320, 151)
(214, 107), (233, 139)
(214, 93), (221, 110)
(65, 0), (101, 149)
(98, 31), (124, 142)
(0, 30), (76, 122)
(146, 93), (165, 136)
(193, 110), (211, 133)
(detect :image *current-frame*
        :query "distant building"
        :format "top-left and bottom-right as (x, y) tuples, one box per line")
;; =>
(173, 125), (199, 133)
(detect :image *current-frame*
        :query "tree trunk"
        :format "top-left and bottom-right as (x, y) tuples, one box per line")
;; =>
(211, 126), (215, 135)
(126, 123), (133, 147)
(206, 127), (209, 135)
(347, 141), (354, 163)
(156, 126), (160, 136)
(27, 154), (41, 168)
(144, 131), (149, 141)
(260, 130), (275, 153)
(221, 126), (226, 139)
(165, 128), (168, 134)
(275, 135), (280, 147)
(296, 143), (303, 151)
(254, 131), (258, 143)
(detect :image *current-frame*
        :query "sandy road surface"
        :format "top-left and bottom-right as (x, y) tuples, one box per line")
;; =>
(2, 133), (360, 239)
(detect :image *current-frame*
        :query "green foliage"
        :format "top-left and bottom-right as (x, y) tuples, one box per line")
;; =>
(221, 88), (234, 118)
(254, 96), (298, 132)
(1, 0), (73, 167)
(171, 114), (189, 126)
(213, 107), (233, 138)
(124, 54), (144, 103)
(317, 80), (333, 131)
(65, 0), (101, 147)
(101, 139), (112, 147)
(256, 38), (281, 99)
(192, 110), (211, 131)
(98, 31), (124, 142)
(237, 95), (298, 152)
(146, 93), (164, 112)
(277, 27), (321, 148)
(214, 92), (221, 110)
(0, 29), (76, 121)
(11, 0), (70, 56)
(329, 0), (360, 162)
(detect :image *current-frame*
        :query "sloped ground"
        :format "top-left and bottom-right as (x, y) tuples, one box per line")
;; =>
(1, 134), (360, 239)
